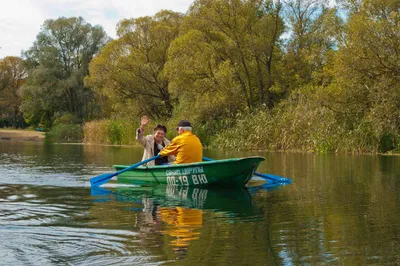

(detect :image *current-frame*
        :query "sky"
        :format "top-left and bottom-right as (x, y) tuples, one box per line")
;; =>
(0, 0), (194, 59)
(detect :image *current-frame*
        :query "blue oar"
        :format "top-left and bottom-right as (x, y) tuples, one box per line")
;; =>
(202, 156), (292, 184)
(90, 155), (160, 187)
(253, 172), (292, 184)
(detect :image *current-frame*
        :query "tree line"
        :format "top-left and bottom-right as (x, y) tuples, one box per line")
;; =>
(0, 0), (399, 152)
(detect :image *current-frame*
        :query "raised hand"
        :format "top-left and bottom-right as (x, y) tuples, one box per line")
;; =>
(140, 115), (149, 130)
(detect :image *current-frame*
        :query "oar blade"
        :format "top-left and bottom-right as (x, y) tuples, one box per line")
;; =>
(90, 173), (115, 187)
(255, 172), (292, 184)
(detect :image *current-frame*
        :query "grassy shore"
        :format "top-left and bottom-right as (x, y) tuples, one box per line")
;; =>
(0, 129), (45, 141)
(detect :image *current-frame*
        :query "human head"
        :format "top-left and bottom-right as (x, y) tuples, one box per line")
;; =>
(153, 124), (167, 142)
(176, 120), (192, 134)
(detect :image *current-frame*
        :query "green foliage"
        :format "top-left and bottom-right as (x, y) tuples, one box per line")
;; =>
(83, 120), (110, 144)
(0, 0), (396, 154)
(46, 113), (83, 142)
(281, 1), (343, 91)
(211, 109), (274, 150)
(46, 124), (83, 142)
(39, 111), (53, 131)
(108, 120), (124, 145)
(83, 119), (137, 145)
(210, 87), (339, 152)
(379, 134), (396, 153)
(20, 17), (109, 127)
(80, 0), (398, 154)
(317, 0), (400, 152)
(86, 10), (183, 120)
(166, 0), (285, 112)
(0, 118), (15, 128)
(53, 113), (81, 126)
(0, 56), (27, 128)
(210, 85), (387, 153)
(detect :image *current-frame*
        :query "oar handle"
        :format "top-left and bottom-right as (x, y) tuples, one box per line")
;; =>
(90, 154), (160, 187)
(115, 154), (160, 176)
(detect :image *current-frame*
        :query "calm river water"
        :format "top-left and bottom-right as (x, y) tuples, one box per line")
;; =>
(0, 140), (399, 265)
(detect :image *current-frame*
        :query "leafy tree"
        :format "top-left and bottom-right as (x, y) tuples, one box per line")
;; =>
(20, 17), (109, 127)
(0, 56), (27, 127)
(281, 0), (342, 91)
(328, 0), (400, 150)
(166, 0), (285, 117)
(86, 10), (183, 120)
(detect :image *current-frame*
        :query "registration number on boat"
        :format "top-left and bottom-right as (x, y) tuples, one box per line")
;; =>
(166, 174), (208, 186)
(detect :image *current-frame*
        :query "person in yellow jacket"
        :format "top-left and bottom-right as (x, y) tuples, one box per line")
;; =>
(159, 120), (203, 164)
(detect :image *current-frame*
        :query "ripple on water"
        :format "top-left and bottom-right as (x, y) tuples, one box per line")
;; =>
(22, 194), (37, 198)
(7, 195), (19, 201)
(0, 153), (100, 187)
(0, 184), (162, 265)
(0, 226), (157, 265)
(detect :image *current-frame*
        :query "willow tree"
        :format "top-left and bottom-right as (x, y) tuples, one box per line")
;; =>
(20, 17), (109, 127)
(0, 56), (27, 127)
(324, 0), (400, 151)
(166, 0), (285, 116)
(87, 10), (183, 120)
(281, 0), (342, 91)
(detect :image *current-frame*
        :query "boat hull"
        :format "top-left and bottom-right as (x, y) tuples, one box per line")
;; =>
(114, 156), (265, 187)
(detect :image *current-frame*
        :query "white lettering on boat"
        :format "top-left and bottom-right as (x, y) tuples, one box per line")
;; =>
(192, 174), (208, 184)
(166, 166), (204, 176)
(166, 174), (208, 186)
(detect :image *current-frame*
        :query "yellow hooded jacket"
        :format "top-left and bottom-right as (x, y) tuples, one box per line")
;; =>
(159, 131), (203, 164)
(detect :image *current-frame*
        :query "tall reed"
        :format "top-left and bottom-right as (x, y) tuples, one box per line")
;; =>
(83, 119), (138, 145)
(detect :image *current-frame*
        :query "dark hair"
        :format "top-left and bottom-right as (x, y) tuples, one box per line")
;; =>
(176, 119), (191, 130)
(153, 124), (167, 133)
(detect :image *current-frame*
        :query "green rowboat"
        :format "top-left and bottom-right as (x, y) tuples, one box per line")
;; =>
(113, 156), (265, 187)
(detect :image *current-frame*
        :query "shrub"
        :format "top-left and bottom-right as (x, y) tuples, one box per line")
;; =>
(53, 114), (81, 126)
(46, 124), (83, 142)
(83, 119), (137, 145)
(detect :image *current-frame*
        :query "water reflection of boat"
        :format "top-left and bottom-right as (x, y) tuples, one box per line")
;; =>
(90, 183), (283, 255)
(92, 185), (256, 216)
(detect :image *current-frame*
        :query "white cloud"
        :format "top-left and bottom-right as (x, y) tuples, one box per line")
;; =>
(0, 0), (193, 59)
(0, 0), (45, 58)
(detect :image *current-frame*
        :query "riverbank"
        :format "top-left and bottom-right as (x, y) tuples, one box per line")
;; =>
(0, 129), (45, 141)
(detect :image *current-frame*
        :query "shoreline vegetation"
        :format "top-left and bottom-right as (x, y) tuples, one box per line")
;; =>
(2, 128), (400, 156)
(1, 1), (399, 154)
